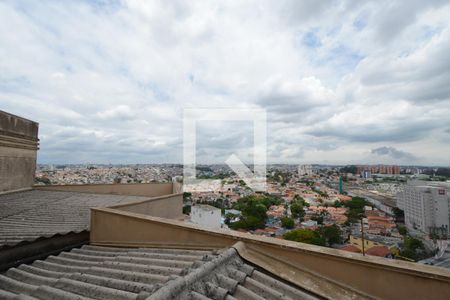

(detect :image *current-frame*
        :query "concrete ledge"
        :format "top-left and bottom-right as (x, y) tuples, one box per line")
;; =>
(232, 241), (372, 300)
(0, 134), (39, 150)
(109, 193), (184, 220)
(0, 187), (33, 196)
(109, 193), (184, 209)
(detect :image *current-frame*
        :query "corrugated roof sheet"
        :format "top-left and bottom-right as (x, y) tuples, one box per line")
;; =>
(0, 190), (148, 248)
(0, 245), (318, 300)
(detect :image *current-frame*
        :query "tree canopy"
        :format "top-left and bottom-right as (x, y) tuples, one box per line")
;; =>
(343, 196), (370, 223)
(319, 224), (343, 246)
(340, 165), (357, 174)
(401, 236), (427, 261)
(281, 217), (295, 229)
(230, 194), (282, 230)
(283, 229), (325, 246)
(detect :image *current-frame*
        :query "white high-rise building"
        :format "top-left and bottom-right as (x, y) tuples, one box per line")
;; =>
(298, 164), (313, 176)
(397, 181), (450, 234)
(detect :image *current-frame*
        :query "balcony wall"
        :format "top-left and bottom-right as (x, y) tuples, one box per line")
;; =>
(90, 207), (450, 300)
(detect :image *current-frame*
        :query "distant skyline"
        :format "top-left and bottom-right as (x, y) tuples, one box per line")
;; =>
(1, 1), (450, 165)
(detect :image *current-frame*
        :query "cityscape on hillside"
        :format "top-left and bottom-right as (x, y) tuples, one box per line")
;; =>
(35, 163), (450, 267)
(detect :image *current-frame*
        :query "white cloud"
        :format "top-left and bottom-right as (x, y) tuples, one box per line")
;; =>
(0, 0), (449, 165)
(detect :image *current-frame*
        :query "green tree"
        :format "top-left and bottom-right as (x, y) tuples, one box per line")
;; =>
(293, 195), (309, 207)
(224, 213), (238, 225)
(230, 215), (265, 230)
(259, 194), (283, 208)
(319, 224), (343, 246)
(343, 197), (370, 223)
(333, 200), (343, 207)
(238, 179), (247, 186)
(233, 195), (281, 211)
(398, 225), (407, 236)
(281, 217), (295, 229)
(290, 202), (305, 220)
(311, 211), (329, 225)
(241, 200), (267, 221)
(401, 236), (426, 261)
(283, 229), (325, 246)
(183, 192), (192, 202)
(392, 207), (404, 221)
(182, 205), (191, 215)
(230, 195), (275, 230)
(35, 177), (51, 185)
(436, 168), (450, 177)
(340, 165), (357, 174)
(293, 195), (304, 202)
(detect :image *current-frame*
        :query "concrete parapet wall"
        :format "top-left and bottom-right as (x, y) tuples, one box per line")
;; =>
(0, 110), (38, 140)
(34, 183), (174, 197)
(90, 207), (450, 300)
(109, 193), (183, 220)
(0, 111), (39, 193)
(0, 146), (37, 193)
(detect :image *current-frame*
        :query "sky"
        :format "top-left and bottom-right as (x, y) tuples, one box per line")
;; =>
(1, 0), (450, 166)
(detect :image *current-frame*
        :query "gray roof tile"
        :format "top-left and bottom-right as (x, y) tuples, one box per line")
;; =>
(0, 190), (148, 247)
(0, 245), (318, 299)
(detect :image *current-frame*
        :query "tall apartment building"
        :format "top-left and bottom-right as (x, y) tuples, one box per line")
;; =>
(298, 164), (313, 176)
(356, 164), (400, 175)
(397, 181), (450, 234)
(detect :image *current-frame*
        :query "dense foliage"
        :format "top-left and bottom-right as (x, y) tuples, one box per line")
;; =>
(281, 217), (295, 229)
(35, 177), (51, 185)
(423, 167), (450, 178)
(229, 195), (282, 230)
(343, 196), (371, 223)
(182, 205), (191, 215)
(398, 225), (407, 236)
(340, 165), (357, 174)
(401, 236), (427, 261)
(283, 224), (343, 247)
(283, 228), (326, 246)
(290, 202), (305, 220)
(318, 224), (343, 246)
(391, 207), (404, 222)
(315, 189), (329, 198)
(310, 212), (327, 225)
(290, 195), (309, 220)
(197, 173), (228, 179)
(183, 192), (192, 201)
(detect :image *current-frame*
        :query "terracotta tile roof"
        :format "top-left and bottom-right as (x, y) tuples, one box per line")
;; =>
(366, 246), (391, 257)
(339, 244), (361, 253)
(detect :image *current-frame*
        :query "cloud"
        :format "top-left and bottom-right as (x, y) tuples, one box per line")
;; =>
(371, 0), (448, 44)
(97, 105), (135, 120)
(257, 77), (334, 115)
(371, 146), (417, 161)
(0, 0), (450, 165)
